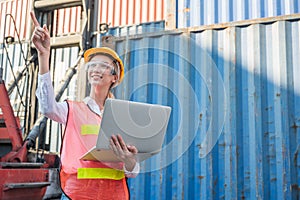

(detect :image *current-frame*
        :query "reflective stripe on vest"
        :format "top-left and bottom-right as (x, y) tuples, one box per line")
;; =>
(81, 125), (100, 135)
(77, 168), (125, 180)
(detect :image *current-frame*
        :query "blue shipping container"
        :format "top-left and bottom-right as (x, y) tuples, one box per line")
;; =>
(173, 0), (300, 28)
(110, 14), (300, 199)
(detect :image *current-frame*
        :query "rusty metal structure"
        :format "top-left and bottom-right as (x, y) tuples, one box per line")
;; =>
(0, 80), (54, 200)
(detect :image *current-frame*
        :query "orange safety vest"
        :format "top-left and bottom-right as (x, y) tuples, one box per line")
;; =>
(60, 101), (129, 200)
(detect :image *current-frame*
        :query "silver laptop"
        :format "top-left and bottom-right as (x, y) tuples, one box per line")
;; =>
(80, 99), (171, 162)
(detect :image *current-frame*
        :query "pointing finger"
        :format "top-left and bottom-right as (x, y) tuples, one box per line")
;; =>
(30, 11), (40, 27)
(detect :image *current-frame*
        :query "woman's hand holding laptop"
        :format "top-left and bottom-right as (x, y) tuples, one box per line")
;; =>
(110, 134), (138, 172)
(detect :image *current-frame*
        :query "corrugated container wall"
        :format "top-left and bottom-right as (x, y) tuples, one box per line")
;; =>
(97, 0), (164, 28)
(0, 0), (82, 41)
(3, 0), (300, 42)
(54, 6), (82, 37)
(0, 0), (165, 42)
(0, 0), (32, 42)
(174, 0), (300, 28)
(108, 20), (165, 37)
(108, 15), (300, 199)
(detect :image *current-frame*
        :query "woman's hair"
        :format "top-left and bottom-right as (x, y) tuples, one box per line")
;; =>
(107, 91), (115, 99)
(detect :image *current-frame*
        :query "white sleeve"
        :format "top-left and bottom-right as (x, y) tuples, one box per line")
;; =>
(36, 72), (68, 125)
(124, 162), (140, 178)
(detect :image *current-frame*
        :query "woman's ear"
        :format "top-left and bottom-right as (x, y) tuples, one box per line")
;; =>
(112, 75), (117, 83)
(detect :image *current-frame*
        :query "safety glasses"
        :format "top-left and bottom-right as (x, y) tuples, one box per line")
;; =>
(85, 61), (117, 76)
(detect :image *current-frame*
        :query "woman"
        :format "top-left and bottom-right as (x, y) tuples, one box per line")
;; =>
(30, 12), (139, 200)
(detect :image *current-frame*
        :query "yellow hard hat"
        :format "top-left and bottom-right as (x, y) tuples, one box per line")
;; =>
(84, 47), (124, 86)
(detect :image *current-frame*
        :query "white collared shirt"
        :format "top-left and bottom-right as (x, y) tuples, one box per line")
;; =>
(36, 72), (139, 177)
